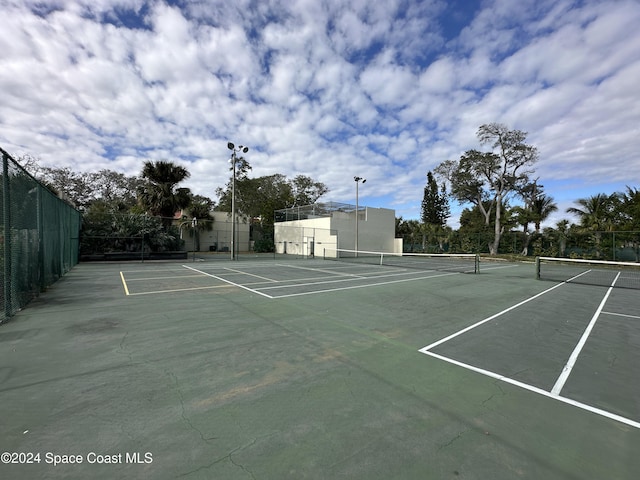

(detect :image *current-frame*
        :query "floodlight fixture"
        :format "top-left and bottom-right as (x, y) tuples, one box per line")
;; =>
(227, 142), (235, 150)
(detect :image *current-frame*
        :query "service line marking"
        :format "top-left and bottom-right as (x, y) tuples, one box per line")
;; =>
(601, 311), (640, 320)
(223, 267), (278, 282)
(276, 262), (367, 278)
(182, 265), (273, 298)
(268, 270), (462, 299)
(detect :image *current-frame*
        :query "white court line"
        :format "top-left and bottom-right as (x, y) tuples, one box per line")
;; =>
(256, 269), (431, 291)
(223, 267), (278, 282)
(420, 282), (568, 351)
(182, 265), (273, 298)
(127, 285), (233, 296)
(276, 262), (367, 278)
(124, 274), (207, 282)
(419, 269), (640, 430)
(255, 268), (439, 291)
(268, 271), (462, 299)
(551, 272), (621, 396)
(119, 271), (130, 296)
(551, 272), (620, 395)
(602, 311), (640, 320)
(420, 269), (593, 351)
(422, 350), (640, 430)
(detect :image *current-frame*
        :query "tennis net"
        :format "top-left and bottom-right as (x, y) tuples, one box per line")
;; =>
(323, 248), (479, 273)
(536, 256), (640, 289)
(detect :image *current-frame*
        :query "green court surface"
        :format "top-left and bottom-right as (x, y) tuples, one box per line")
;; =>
(1, 255), (639, 479)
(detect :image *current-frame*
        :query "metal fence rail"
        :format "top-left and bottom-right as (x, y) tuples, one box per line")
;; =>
(1, 148), (81, 323)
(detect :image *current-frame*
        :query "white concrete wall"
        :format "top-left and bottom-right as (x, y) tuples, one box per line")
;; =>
(394, 237), (404, 254)
(331, 207), (396, 253)
(274, 206), (396, 257)
(181, 211), (250, 252)
(274, 217), (337, 257)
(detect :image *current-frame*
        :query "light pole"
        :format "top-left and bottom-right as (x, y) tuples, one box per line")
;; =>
(227, 142), (249, 260)
(191, 217), (197, 261)
(354, 176), (366, 254)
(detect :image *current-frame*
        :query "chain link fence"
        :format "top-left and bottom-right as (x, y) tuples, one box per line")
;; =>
(1, 148), (82, 323)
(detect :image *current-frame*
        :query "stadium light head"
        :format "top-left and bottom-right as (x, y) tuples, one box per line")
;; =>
(227, 142), (235, 150)
(354, 176), (366, 183)
(242, 146), (249, 153)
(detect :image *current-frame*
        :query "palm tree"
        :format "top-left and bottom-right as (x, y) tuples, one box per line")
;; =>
(566, 193), (616, 231)
(531, 194), (558, 232)
(619, 187), (640, 229)
(515, 182), (557, 255)
(137, 161), (191, 228)
(566, 193), (617, 257)
(187, 197), (215, 251)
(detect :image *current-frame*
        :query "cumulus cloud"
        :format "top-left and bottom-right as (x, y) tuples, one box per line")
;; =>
(1, 0), (639, 227)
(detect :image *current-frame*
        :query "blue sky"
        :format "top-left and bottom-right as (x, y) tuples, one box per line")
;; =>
(1, 0), (639, 227)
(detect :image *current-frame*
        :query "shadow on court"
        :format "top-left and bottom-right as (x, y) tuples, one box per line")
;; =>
(0, 258), (639, 479)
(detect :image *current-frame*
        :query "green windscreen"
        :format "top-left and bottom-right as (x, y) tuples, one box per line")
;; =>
(1, 148), (81, 322)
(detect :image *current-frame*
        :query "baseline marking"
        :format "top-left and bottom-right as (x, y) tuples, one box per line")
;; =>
(422, 350), (640, 430)
(126, 285), (233, 296)
(124, 274), (207, 282)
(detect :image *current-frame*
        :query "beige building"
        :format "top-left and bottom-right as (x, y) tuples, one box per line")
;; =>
(274, 202), (401, 258)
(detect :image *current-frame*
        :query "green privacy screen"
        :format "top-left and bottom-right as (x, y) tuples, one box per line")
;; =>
(1, 148), (81, 323)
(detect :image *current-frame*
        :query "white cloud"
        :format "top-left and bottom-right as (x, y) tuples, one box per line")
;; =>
(1, 0), (639, 226)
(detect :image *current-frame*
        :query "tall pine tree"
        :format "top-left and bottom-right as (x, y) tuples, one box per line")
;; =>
(421, 171), (450, 226)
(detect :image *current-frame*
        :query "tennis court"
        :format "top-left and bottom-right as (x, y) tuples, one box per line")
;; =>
(119, 251), (479, 299)
(1, 254), (639, 479)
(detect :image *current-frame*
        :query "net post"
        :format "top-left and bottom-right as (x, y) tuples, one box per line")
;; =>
(475, 254), (480, 273)
(535, 256), (541, 279)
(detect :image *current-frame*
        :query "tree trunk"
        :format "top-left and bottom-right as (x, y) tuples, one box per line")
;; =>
(520, 226), (530, 256)
(490, 196), (502, 255)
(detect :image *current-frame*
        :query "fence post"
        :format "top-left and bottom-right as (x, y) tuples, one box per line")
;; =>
(37, 185), (45, 290)
(612, 232), (615, 261)
(2, 152), (12, 320)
